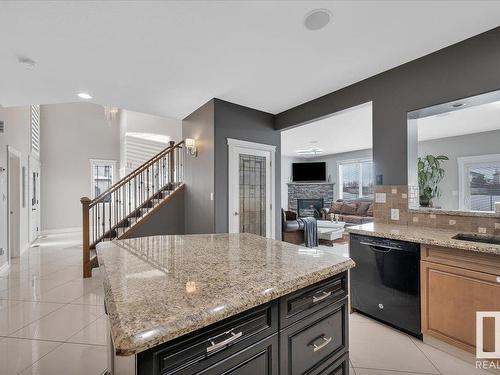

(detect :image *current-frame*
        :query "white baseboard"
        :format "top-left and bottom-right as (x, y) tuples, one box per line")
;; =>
(40, 227), (82, 236)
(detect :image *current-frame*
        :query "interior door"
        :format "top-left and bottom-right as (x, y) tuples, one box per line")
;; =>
(0, 150), (7, 268)
(229, 146), (272, 238)
(8, 148), (21, 258)
(29, 156), (41, 243)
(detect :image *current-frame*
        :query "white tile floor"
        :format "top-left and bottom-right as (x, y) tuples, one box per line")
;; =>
(0, 232), (107, 374)
(0, 234), (493, 374)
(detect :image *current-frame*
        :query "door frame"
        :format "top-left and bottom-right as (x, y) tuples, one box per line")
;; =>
(7, 146), (21, 260)
(227, 138), (276, 239)
(28, 155), (41, 243)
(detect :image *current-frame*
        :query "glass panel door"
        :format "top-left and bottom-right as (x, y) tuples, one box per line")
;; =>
(239, 154), (266, 236)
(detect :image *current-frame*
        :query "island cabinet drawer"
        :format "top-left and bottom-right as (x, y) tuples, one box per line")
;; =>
(315, 353), (349, 375)
(280, 298), (348, 375)
(136, 301), (278, 375)
(193, 334), (278, 375)
(280, 272), (347, 327)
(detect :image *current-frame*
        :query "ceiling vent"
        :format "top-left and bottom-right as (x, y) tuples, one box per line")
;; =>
(0, 121), (4, 133)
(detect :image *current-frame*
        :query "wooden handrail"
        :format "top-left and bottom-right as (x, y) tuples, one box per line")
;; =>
(81, 197), (91, 278)
(82, 138), (185, 277)
(90, 140), (184, 208)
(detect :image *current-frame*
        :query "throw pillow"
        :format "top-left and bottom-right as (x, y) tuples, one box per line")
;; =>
(330, 201), (344, 214)
(341, 202), (358, 215)
(356, 202), (371, 216)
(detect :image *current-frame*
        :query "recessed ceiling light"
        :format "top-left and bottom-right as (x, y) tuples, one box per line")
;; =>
(78, 92), (92, 100)
(304, 9), (332, 31)
(296, 148), (324, 155)
(18, 57), (36, 70)
(452, 103), (464, 108)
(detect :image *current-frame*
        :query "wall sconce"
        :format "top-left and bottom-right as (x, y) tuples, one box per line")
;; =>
(185, 138), (198, 157)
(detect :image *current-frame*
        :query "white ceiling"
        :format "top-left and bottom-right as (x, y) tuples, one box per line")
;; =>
(416, 100), (500, 141)
(281, 99), (500, 158)
(280, 102), (372, 157)
(1, 1), (500, 119)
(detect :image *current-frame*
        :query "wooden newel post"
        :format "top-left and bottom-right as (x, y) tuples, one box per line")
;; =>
(81, 197), (91, 278)
(169, 140), (175, 185)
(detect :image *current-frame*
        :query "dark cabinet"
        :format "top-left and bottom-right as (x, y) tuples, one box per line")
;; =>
(136, 272), (349, 375)
(196, 335), (278, 375)
(280, 299), (348, 375)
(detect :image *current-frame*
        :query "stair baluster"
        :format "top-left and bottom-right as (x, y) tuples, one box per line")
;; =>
(81, 140), (184, 277)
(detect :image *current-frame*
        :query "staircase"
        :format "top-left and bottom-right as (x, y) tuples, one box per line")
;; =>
(80, 140), (185, 278)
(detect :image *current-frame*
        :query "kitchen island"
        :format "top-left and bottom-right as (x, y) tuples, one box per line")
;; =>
(96, 233), (355, 375)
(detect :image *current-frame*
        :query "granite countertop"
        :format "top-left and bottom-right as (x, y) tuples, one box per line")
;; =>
(346, 222), (500, 255)
(96, 233), (355, 356)
(409, 207), (500, 218)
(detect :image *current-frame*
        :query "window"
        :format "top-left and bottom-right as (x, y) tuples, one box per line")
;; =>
(90, 160), (116, 200)
(30, 105), (40, 156)
(338, 160), (374, 200)
(458, 154), (500, 211)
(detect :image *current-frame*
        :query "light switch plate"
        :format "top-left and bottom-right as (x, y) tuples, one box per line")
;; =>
(495, 223), (500, 230)
(375, 193), (386, 203)
(391, 188), (397, 194)
(449, 219), (456, 225)
(391, 209), (399, 221)
(478, 227), (487, 234)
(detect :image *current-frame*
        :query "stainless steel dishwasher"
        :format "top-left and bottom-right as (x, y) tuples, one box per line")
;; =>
(349, 234), (421, 337)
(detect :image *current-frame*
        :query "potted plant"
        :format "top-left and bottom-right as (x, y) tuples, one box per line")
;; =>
(417, 154), (449, 207)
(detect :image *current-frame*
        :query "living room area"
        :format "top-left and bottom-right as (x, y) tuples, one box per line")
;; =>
(280, 102), (374, 248)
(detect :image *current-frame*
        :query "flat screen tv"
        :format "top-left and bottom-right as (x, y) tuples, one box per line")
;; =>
(292, 162), (326, 182)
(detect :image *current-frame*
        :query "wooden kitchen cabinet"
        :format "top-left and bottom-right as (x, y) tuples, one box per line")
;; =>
(421, 245), (500, 354)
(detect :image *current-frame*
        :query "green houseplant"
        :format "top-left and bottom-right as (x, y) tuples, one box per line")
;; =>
(417, 154), (449, 207)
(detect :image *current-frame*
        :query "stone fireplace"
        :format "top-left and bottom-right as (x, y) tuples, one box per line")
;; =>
(297, 198), (324, 218)
(287, 182), (334, 213)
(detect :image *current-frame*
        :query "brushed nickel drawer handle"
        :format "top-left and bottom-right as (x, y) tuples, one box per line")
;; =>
(310, 335), (332, 352)
(312, 291), (332, 303)
(206, 330), (242, 353)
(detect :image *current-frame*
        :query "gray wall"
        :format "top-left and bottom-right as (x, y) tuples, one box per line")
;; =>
(182, 100), (215, 234)
(275, 27), (500, 186)
(417, 130), (500, 210)
(308, 149), (373, 201)
(281, 149), (372, 209)
(213, 99), (280, 237)
(40, 103), (120, 231)
(126, 188), (185, 238)
(281, 156), (301, 209)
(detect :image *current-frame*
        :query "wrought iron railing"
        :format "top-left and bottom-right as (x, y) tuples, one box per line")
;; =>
(81, 140), (185, 277)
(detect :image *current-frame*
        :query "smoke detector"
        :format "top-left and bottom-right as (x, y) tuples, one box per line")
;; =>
(304, 9), (332, 31)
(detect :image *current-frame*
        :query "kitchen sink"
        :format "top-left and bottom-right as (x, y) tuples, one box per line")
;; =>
(452, 233), (500, 245)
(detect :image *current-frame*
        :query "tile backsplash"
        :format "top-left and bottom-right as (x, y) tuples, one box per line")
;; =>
(409, 210), (500, 235)
(373, 185), (500, 235)
(373, 185), (409, 225)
